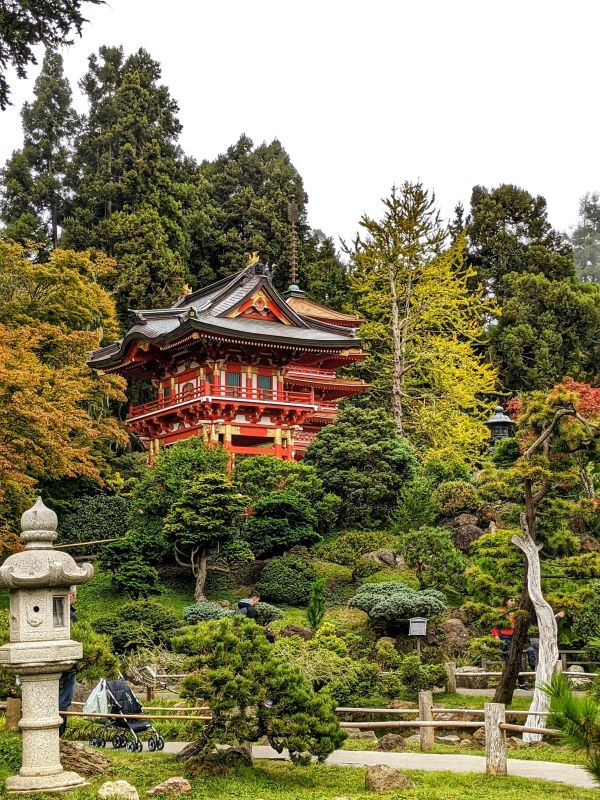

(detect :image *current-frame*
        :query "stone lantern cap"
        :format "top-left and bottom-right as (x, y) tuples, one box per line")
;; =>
(0, 498), (93, 590)
(484, 405), (514, 428)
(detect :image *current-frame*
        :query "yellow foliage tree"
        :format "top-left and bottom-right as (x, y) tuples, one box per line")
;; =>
(350, 183), (498, 464)
(0, 241), (127, 528)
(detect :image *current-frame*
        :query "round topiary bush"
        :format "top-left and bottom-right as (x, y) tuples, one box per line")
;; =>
(257, 555), (317, 606)
(434, 480), (479, 517)
(254, 602), (284, 625)
(348, 582), (447, 625)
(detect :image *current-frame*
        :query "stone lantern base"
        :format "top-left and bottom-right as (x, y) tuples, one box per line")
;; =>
(6, 770), (87, 795)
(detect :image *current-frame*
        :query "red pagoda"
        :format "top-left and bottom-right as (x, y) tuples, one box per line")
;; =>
(89, 258), (369, 461)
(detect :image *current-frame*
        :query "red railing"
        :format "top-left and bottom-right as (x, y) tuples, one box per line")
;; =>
(129, 382), (316, 418)
(286, 365), (336, 379)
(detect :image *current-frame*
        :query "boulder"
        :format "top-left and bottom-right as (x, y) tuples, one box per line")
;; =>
(580, 535), (600, 553)
(216, 600), (231, 609)
(477, 504), (498, 527)
(452, 524), (484, 552)
(362, 551), (383, 564)
(507, 736), (527, 749)
(456, 666), (488, 690)
(364, 765), (414, 791)
(404, 734), (421, 745)
(440, 618), (470, 657)
(567, 664), (593, 687)
(347, 729), (377, 740)
(454, 513), (478, 527)
(98, 781), (139, 800)
(434, 734), (461, 745)
(472, 727), (486, 745)
(146, 778), (191, 797)
(377, 636), (397, 647)
(375, 733), (406, 751)
(376, 550), (397, 568)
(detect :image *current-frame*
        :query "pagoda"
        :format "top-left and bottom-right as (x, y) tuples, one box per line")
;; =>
(89, 257), (369, 461)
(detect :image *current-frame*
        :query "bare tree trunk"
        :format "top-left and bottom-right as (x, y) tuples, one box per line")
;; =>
(512, 513), (558, 742)
(193, 550), (209, 602)
(389, 265), (404, 436)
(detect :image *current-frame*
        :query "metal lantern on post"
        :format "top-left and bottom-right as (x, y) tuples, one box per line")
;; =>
(408, 617), (428, 659)
(484, 405), (515, 446)
(0, 498), (93, 793)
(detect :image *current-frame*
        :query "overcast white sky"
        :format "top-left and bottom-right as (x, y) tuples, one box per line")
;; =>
(1, 0), (598, 245)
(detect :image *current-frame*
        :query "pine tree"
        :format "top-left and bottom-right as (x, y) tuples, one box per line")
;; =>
(0, 49), (77, 247)
(307, 578), (326, 630)
(571, 192), (600, 284)
(63, 46), (191, 313)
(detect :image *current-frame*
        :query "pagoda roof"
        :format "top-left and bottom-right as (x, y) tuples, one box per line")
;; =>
(286, 296), (364, 327)
(89, 264), (364, 369)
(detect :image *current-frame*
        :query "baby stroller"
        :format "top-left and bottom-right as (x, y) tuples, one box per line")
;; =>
(84, 677), (165, 752)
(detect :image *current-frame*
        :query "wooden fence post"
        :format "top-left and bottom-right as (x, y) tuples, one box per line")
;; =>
(5, 697), (21, 732)
(445, 662), (457, 694)
(418, 690), (434, 752)
(485, 702), (507, 776)
(560, 652), (568, 672)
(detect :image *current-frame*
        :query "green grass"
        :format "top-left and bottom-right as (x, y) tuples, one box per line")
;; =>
(342, 738), (587, 765)
(433, 692), (532, 710)
(0, 750), (596, 800)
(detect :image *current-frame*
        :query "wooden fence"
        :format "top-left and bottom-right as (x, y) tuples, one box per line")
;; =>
(1, 690), (561, 776)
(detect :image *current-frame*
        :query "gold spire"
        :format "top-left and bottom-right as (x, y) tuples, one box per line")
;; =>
(247, 251), (260, 267)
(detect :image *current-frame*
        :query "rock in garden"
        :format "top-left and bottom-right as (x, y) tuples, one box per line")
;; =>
(146, 778), (192, 796)
(349, 729), (377, 740)
(507, 736), (527, 749)
(60, 741), (112, 777)
(375, 733), (406, 751)
(454, 513), (478, 527)
(440, 618), (469, 656)
(567, 665), (592, 687)
(580, 535), (600, 553)
(97, 780), (139, 800)
(216, 600), (231, 609)
(452, 524), (484, 552)
(375, 550), (397, 567)
(364, 765), (414, 791)
(434, 734), (461, 745)
(278, 625), (314, 640)
(472, 727), (486, 744)
(404, 734), (420, 745)
(456, 666), (488, 690)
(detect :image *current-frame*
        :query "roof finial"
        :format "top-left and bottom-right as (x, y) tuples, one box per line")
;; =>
(288, 202), (298, 288)
(247, 251), (260, 267)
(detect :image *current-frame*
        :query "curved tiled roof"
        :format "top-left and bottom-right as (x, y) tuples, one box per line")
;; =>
(89, 265), (363, 369)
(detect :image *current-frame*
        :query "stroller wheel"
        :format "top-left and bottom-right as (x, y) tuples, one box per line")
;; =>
(111, 736), (120, 748)
(126, 741), (136, 752)
(147, 738), (156, 752)
(156, 737), (165, 751)
(136, 741), (143, 752)
(98, 737), (106, 748)
(89, 737), (97, 747)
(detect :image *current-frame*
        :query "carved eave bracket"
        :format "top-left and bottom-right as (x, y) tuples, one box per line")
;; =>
(0, 559), (93, 590)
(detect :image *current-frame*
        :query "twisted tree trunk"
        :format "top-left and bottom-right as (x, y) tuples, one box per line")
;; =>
(512, 513), (558, 743)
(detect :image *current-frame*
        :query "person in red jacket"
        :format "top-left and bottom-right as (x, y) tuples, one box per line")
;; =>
(491, 597), (526, 690)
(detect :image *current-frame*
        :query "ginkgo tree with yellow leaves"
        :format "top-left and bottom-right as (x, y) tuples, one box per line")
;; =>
(0, 240), (127, 529)
(349, 182), (498, 464)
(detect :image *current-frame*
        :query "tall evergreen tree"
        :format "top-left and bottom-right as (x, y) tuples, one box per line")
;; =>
(468, 184), (574, 297)
(571, 191), (600, 284)
(468, 184), (599, 391)
(1, 49), (77, 247)
(63, 46), (192, 314)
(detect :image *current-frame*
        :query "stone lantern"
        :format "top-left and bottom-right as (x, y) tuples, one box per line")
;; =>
(484, 405), (515, 445)
(0, 498), (93, 793)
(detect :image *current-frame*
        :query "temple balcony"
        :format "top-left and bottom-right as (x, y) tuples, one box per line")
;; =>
(127, 381), (336, 423)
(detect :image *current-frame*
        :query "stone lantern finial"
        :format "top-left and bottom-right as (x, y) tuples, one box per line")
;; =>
(20, 496), (58, 549)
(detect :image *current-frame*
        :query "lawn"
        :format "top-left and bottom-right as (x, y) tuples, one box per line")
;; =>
(0, 748), (596, 800)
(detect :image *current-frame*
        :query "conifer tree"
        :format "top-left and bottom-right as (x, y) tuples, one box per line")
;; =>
(63, 46), (191, 313)
(350, 183), (497, 462)
(1, 49), (77, 247)
(571, 191), (600, 284)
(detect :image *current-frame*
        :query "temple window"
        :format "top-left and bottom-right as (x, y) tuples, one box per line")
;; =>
(258, 374), (272, 399)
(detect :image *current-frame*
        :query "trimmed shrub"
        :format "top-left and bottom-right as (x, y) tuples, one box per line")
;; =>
(423, 454), (471, 486)
(434, 480), (479, 516)
(60, 494), (128, 545)
(183, 603), (233, 624)
(374, 639), (403, 671)
(309, 622), (348, 656)
(93, 601), (179, 653)
(254, 602), (284, 625)
(257, 555), (317, 606)
(315, 530), (395, 567)
(110, 556), (160, 600)
(397, 526), (465, 592)
(307, 578), (326, 630)
(348, 582), (447, 625)
(72, 621), (120, 681)
(245, 490), (319, 557)
(397, 654), (447, 695)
